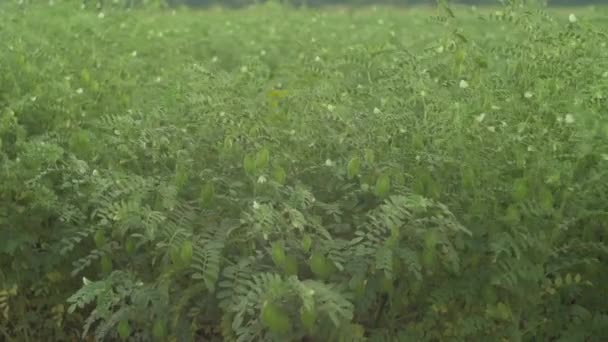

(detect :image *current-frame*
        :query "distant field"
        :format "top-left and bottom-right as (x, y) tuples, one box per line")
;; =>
(1, 1), (607, 341)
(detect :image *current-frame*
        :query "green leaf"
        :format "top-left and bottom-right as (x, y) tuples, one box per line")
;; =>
(94, 230), (106, 248)
(152, 319), (167, 339)
(272, 166), (287, 185)
(364, 148), (375, 165)
(117, 320), (130, 340)
(347, 157), (361, 180)
(80, 69), (90, 83)
(504, 205), (520, 225)
(255, 148), (270, 170)
(302, 234), (312, 252)
(310, 252), (332, 279)
(511, 178), (528, 202)
(125, 238), (136, 255)
(243, 153), (256, 176)
(261, 301), (291, 334)
(300, 305), (317, 332)
(539, 186), (554, 212)
(374, 174), (391, 198)
(200, 182), (215, 207)
(412, 134), (424, 149)
(496, 302), (511, 320)
(271, 242), (286, 267)
(100, 255), (112, 274)
(180, 241), (193, 264)
(282, 256), (299, 276)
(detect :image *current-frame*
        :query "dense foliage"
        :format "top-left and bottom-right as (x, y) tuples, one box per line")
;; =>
(1, 1), (607, 341)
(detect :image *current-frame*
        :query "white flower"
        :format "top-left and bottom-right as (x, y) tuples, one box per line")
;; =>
(564, 114), (575, 124)
(373, 107), (381, 114)
(326, 104), (335, 112)
(76, 88), (83, 94)
(324, 159), (334, 167)
(253, 201), (260, 210)
(475, 113), (486, 123)
(98, 12), (105, 19)
(82, 276), (91, 285)
(315, 56), (321, 62)
(131, 50), (137, 57)
(92, 169), (99, 177)
(420, 90), (427, 97)
(569, 14), (577, 23)
(436, 45), (444, 53)
(257, 175), (267, 184)
(459, 80), (469, 89)
(30, 96), (37, 102)
(524, 91), (533, 99)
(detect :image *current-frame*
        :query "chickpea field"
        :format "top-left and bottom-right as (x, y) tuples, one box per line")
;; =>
(1, 1), (607, 341)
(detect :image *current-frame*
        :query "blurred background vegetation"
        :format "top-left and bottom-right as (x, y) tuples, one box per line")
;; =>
(173, 0), (604, 7)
